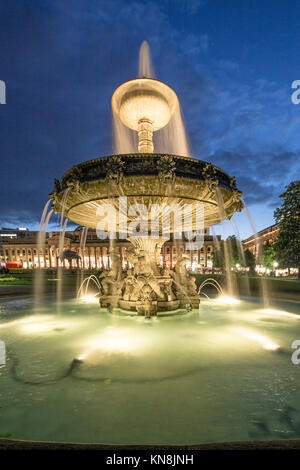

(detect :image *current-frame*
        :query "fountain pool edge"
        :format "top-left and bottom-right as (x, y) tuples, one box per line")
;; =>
(1, 437), (300, 450)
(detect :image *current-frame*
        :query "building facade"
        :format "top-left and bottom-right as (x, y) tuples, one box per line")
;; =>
(242, 223), (280, 259)
(0, 227), (220, 270)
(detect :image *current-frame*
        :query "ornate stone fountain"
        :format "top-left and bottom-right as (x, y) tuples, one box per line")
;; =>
(50, 76), (243, 316)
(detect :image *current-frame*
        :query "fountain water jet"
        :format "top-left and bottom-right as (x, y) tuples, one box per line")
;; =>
(198, 278), (224, 296)
(34, 201), (53, 310)
(55, 188), (70, 312)
(139, 40), (154, 78)
(231, 216), (251, 297)
(242, 198), (270, 307)
(77, 275), (102, 300)
(215, 187), (236, 296)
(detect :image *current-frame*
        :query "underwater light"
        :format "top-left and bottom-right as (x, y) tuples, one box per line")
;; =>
(106, 328), (124, 336)
(90, 331), (132, 353)
(233, 328), (280, 351)
(77, 327), (147, 360)
(257, 308), (299, 319)
(21, 322), (53, 333)
(0, 315), (51, 330)
(76, 352), (88, 361)
(215, 295), (240, 305)
(80, 295), (99, 303)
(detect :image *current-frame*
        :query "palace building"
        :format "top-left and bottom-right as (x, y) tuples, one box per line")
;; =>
(242, 223), (280, 260)
(0, 227), (220, 270)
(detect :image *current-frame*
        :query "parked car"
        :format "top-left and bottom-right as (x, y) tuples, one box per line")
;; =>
(5, 262), (23, 269)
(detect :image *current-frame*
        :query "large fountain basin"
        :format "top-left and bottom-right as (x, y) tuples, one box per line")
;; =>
(0, 296), (300, 444)
(50, 154), (242, 229)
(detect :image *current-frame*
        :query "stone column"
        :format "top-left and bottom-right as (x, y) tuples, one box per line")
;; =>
(94, 247), (98, 269)
(53, 247), (57, 268)
(101, 246), (104, 268)
(25, 249), (29, 269)
(48, 248), (52, 268)
(138, 118), (154, 153)
(88, 247), (91, 270)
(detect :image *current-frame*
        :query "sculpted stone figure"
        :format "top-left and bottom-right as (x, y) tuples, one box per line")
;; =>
(54, 178), (61, 193)
(122, 272), (137, 301)
(99, 251), (124, 297)
(171, 252), (198, 304)
(173, 253), (190, 282)
(162, 278), (176, 301)
(136, 283), (157, 317)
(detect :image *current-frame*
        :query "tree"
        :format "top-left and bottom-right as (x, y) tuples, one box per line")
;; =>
(212, 241), (225, 268)
(260, 241), (276, 269)
(244, 249), (256, 274)
(226, 235), (244, 268)
(212, 236), (244, 269)
(274, 181), (300, 280)
(59, 249), (80, 268)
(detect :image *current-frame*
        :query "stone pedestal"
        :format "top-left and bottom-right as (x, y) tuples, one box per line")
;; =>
(98, 236), (199, 316)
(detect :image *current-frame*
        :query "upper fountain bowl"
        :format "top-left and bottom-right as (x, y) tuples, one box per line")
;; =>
(111, 78), (178, 131)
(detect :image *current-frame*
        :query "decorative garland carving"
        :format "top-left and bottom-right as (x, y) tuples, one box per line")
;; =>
(229, 176), (237, 190)
(63, 167), (83, 190)
(203, 162), (219, 191)
(105, 156), (124, 184)
(157, 155), (176, 184)
(232, 190), (244, 212)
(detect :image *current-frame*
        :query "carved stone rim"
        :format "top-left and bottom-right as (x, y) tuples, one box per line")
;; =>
(51, 153), (241, 194)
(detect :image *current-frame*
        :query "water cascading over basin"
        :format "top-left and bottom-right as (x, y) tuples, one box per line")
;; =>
(50, 70), (243, 316)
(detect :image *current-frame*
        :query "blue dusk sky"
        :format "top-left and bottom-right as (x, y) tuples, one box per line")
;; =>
(0, 0), (299, 239)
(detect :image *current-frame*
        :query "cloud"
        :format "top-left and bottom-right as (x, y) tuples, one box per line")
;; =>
(209, 149), (299, 206)
(0, 0), (298, 231)
(172, 0), (208, 14)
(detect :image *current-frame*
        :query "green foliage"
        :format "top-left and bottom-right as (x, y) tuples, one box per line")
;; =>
(274, 180), (300, 278)
(212, 241), (225, 268)
(244, 249), (256, 273)
(227, 235), (244, 267)
(7, 268), (33, 273)
(212, 236), (245, 268)
(260, 241), (276, 269)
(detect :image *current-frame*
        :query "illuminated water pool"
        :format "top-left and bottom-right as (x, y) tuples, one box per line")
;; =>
(0, 296), (300, 444)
